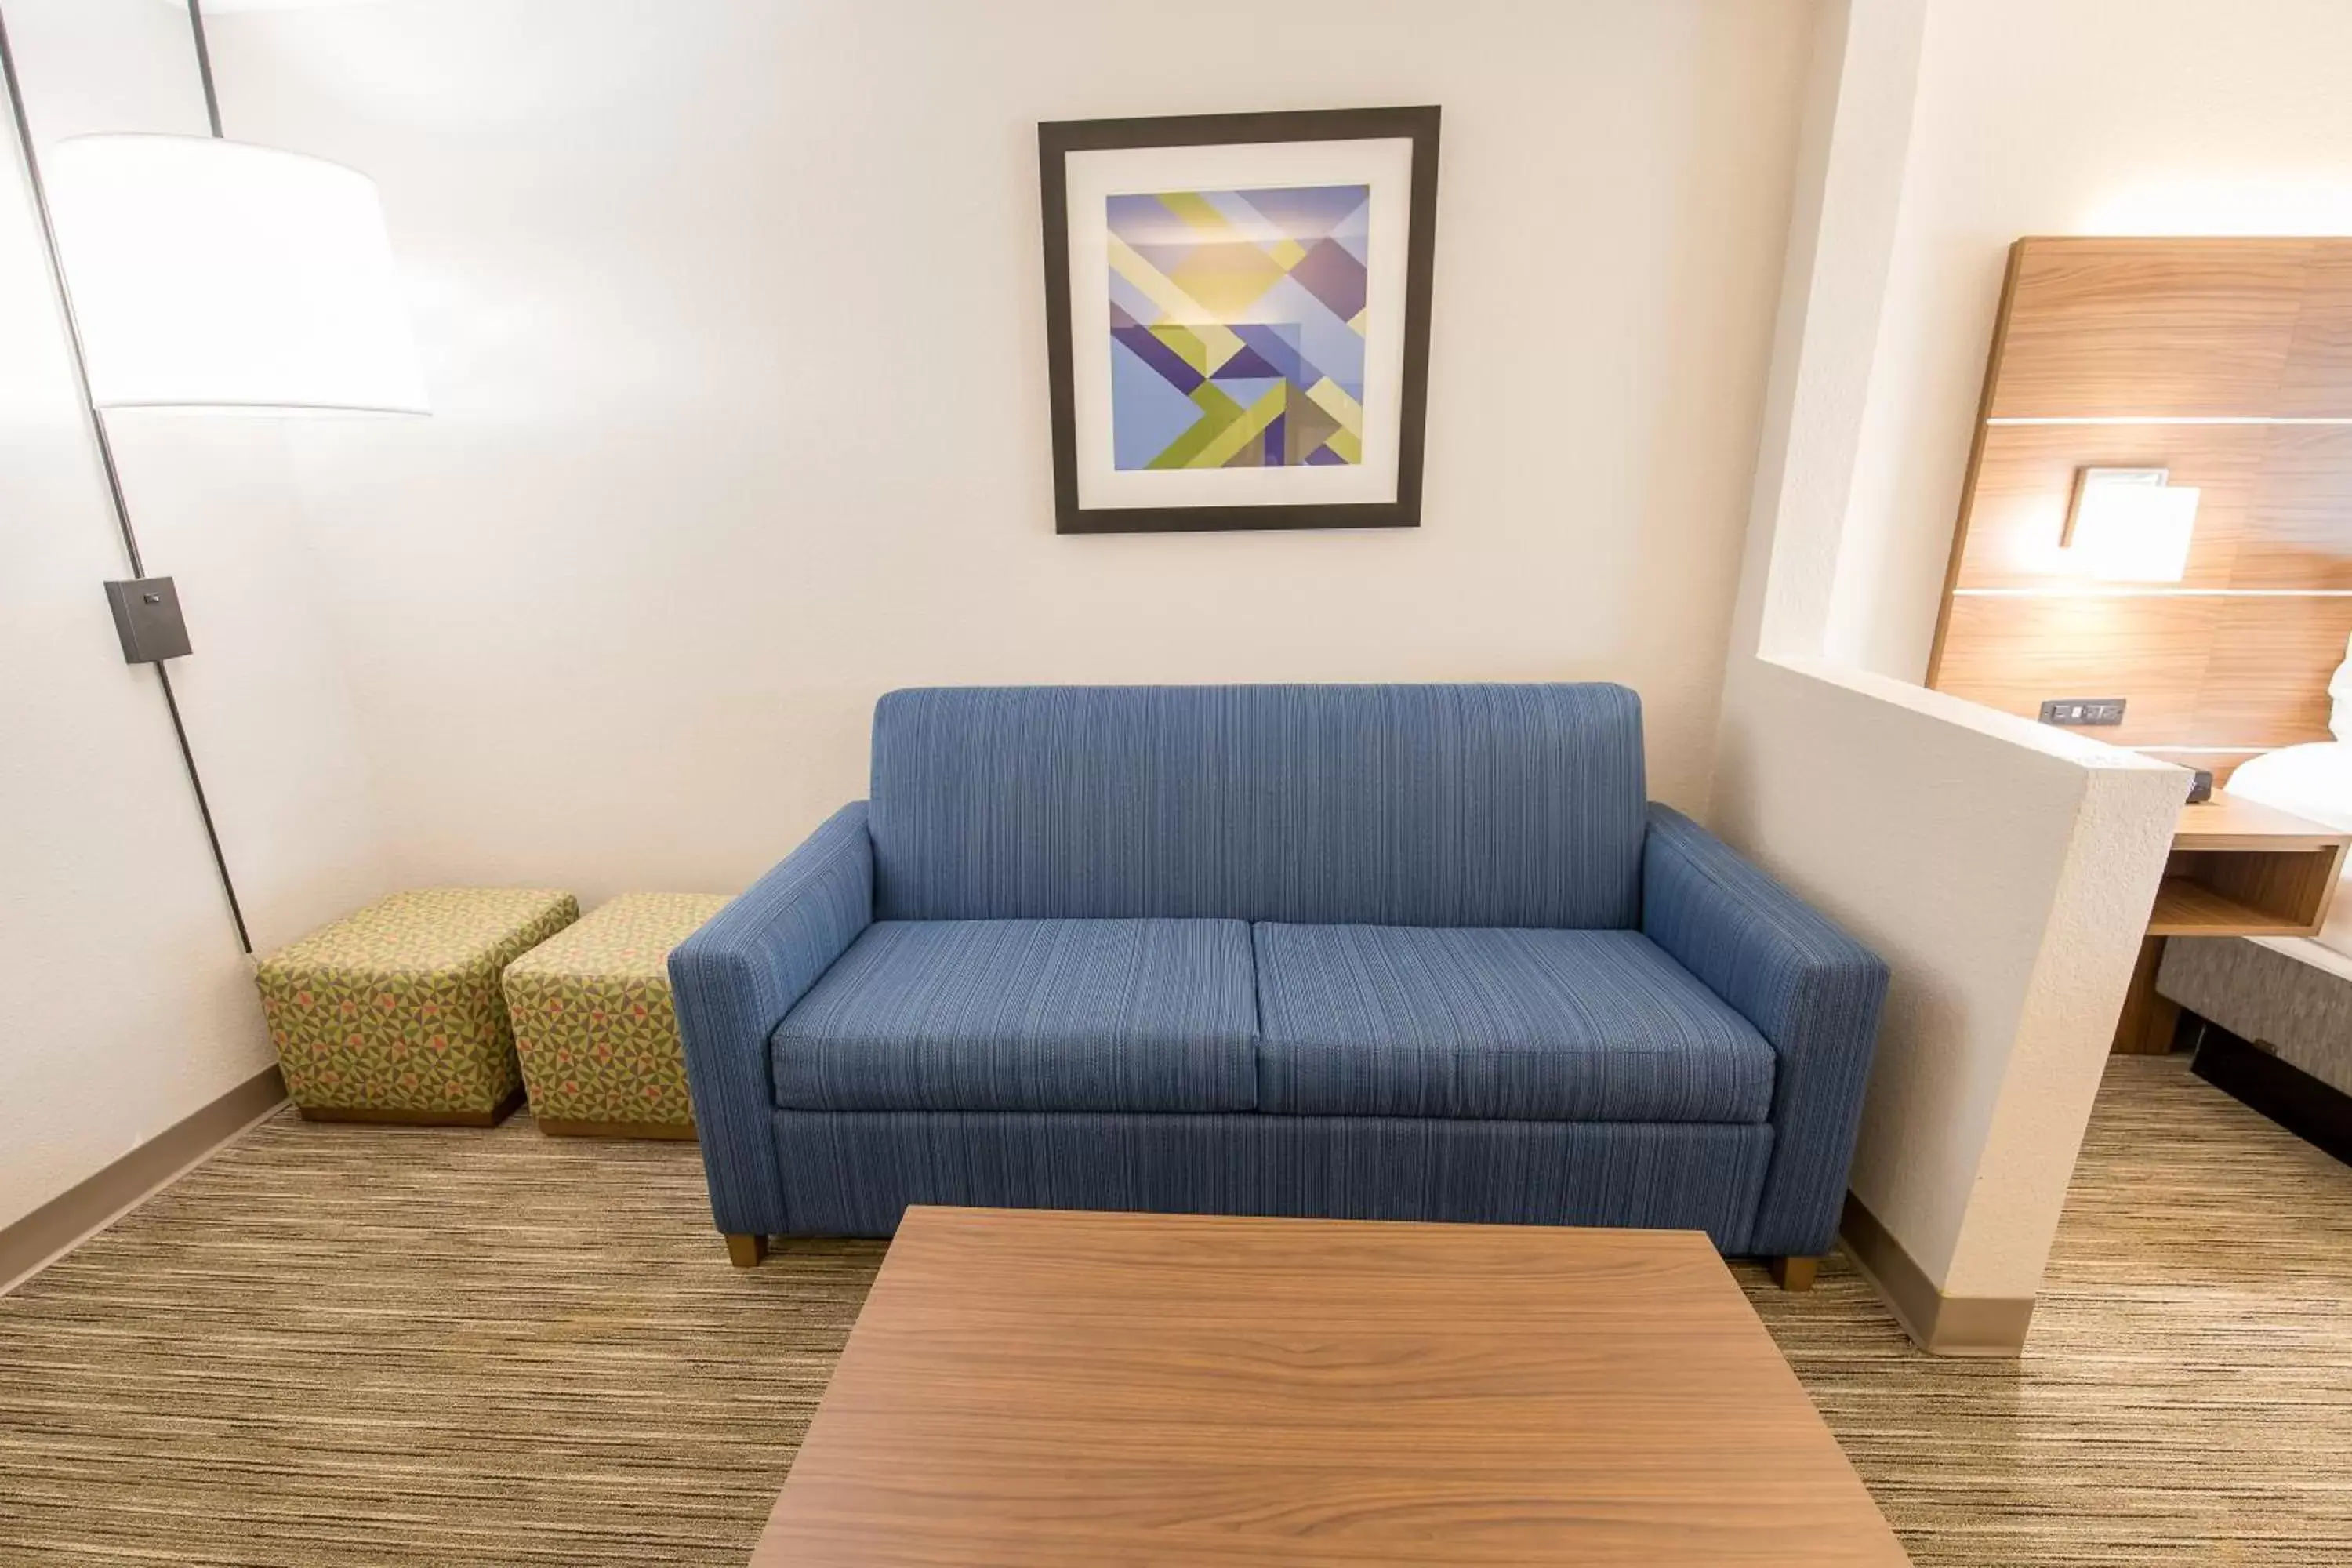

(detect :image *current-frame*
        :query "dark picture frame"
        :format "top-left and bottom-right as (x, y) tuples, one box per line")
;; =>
(1039, 106), (1441, 535)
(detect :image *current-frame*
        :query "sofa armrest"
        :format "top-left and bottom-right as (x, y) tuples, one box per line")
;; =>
(670, 800), (873, 1236)
(1640, 804), (1889, 1258)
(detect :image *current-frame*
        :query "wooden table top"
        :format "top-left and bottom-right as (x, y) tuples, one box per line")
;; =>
(750, 1207), (1909, 1566)
(2175, 795), (2351, 852)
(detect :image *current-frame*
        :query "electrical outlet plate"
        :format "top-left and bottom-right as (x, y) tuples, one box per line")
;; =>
(2038, 696), (2126, 728)
(103, 576), (192, 664)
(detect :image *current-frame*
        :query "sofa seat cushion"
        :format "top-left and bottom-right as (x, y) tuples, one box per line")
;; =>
(1252, 924), (1774, 1123)
(773, 919), (1258, 1113)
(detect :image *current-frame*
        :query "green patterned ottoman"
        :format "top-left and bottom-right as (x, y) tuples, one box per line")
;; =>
(256, 888), (579, 1126)
(501, 892), (732, 1138)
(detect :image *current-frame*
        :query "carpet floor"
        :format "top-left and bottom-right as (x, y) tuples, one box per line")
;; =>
(1, 1054), (2347, 1564)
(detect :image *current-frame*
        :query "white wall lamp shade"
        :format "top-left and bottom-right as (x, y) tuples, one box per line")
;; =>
(45, 134), (428, 414)
(2063, 466), (2199, 583)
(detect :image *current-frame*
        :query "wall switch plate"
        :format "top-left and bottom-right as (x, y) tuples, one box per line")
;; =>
(103, 576), (192, 664)
(2038, 696), (2126, 727)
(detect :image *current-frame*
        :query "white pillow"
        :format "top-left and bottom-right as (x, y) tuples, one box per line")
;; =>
(2227, 742), (2352, 959)
(2333, 633), (2352, 742)
(2228, 742), (2352, 834)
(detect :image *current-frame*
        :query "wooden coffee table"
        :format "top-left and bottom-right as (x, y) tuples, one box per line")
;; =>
(750, 1207), (1907, 1566)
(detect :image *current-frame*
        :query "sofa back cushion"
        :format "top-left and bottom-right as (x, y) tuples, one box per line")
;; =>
(869, 683), (1646, 927)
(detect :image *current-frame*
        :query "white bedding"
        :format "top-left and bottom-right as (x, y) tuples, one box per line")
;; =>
(2226, 741), (2352, 964)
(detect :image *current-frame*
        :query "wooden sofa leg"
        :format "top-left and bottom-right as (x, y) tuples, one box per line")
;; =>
(725, 1233), (769, 1268)
(1769, 1255), (1819, 1292)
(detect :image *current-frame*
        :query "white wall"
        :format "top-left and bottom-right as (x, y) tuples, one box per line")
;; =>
(1827, 0), (2352, 680)
(1715, 666), (2179, 1300)
(198, 0), (1820, 902)
(1788, 0), (2352, 1310)
(1711, 0), (2184, 1323)
(0, 0), (391, 1234)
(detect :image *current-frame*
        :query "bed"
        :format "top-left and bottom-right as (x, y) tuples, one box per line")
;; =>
(2158, 646), (2352, 1134)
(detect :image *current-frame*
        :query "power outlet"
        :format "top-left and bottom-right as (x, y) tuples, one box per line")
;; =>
(2039, 697), (2126, 728)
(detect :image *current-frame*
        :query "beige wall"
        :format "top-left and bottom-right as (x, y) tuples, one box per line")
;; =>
(1715, 666), (2179, 1303)
(1711, 0), (2183, 1335)
(202, 0), (1820, 901)
(1828, 0), (2352, 680)
(1797, 0), (2352, 1307)
(1787, 0), (2352, 1301)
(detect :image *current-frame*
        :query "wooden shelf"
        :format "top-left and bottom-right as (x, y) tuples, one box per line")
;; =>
(2148, 874), (2323, 937)
(2117, 799), (2351, 1052)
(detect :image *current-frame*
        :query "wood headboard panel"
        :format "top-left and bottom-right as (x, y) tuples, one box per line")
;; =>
(1926, 238), (2352, 780)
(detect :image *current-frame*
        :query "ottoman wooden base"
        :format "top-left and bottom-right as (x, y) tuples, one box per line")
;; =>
(299, 1086), (526, 1128)
(537, 1117), (697, 1140)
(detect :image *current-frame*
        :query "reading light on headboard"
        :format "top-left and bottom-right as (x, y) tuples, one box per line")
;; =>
(2063, 466), (2200, 583)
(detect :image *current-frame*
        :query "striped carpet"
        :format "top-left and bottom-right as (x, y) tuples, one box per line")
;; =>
(1751, 1053), (2352, 1564)
(0, 1054), (2346, 1564)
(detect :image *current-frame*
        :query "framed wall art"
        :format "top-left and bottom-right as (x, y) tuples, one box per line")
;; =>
(1038, 106), (1440, 534)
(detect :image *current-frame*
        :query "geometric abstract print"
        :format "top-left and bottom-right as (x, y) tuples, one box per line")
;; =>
(1106, 184), (1370, 470)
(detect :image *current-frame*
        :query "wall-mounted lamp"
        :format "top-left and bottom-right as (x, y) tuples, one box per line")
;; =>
(0, 0), (428, 953)
(47, 134), (427, 414)
(2063, 466), (2200, 583)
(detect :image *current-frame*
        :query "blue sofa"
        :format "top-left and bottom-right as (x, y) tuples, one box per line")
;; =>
(670, 683), (1887, 1276)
